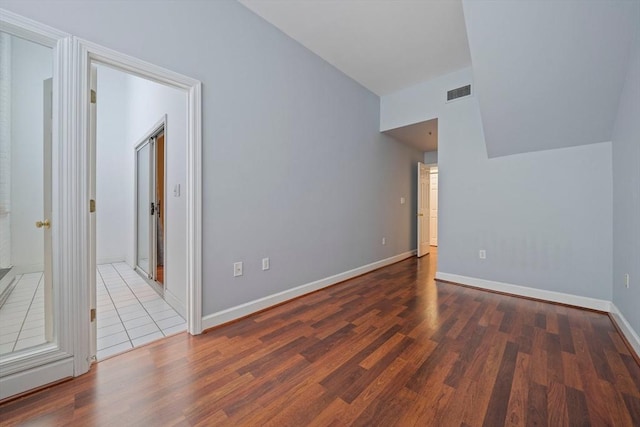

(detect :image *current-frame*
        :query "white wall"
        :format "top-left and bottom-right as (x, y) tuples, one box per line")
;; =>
(612, 34), (640, 336)
(0, 0), (424, 317)
(382, 67), (613, 301)
(9, 35), (52, 271)
(125, 73), (186, 311)
(96, 65), (129, 264)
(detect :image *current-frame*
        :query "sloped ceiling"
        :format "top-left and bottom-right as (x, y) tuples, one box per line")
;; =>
(463, 0), (640, 158)
(238, 0), (471, 96)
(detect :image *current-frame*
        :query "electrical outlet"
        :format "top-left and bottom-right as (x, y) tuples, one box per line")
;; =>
(479, 250), (486, 259)
(233, 262), (243, 277)
(382, 237), (386, 245)
(262, 257), (270, 271)
(625, 273), (630, 288)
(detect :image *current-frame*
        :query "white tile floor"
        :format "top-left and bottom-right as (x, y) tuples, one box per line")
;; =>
(0, 263), (185, 360)
(96, 262), (185, 359)
(0, 272), (46, 355)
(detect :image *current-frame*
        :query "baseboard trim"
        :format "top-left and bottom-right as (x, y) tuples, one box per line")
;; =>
(164, 289), (186, 319)
(202, 251), (416, 330)
(609, 303), (640, 361)
(0, 357), (73, 400)
(435, 272), (612, 312)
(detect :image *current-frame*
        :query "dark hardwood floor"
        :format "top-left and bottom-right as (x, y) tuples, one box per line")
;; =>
(1, 249), (639, 426)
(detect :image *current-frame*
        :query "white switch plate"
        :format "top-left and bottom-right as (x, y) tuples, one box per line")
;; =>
(400, 197), (405, 205)
(625, 273), (630, 288)
(479, 250), (486, 259)
(382, 237), (386, 245)
(233, 262), (243, 277)
(173, 184), (181, 197)
(262, 257), (270, 271)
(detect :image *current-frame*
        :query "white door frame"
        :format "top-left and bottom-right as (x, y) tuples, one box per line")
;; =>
(73, 38), (202, 376)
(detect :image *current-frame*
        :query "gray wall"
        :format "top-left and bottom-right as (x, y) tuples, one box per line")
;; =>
(424, 151), (438, 164)
(0, 0), (423, 315)
(382, 68), (613, 301)
(612, 35), (640, 333)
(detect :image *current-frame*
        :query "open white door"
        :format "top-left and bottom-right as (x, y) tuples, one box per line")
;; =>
(417, 162), (430, 257)
(88, 65), (97, 362)
(429, 168), (438, 246)
(43, 78), (53, 342)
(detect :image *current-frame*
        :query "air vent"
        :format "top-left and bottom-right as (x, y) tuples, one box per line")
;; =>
(446, 84), (471, 102)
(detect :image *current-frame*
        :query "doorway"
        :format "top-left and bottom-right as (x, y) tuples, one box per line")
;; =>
(91, 62), (189, 360)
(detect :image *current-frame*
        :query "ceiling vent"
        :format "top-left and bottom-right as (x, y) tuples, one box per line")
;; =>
(446, 84), (471, 102)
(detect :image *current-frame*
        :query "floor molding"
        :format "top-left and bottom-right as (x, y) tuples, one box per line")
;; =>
(202, 251), (416, 331)
(0, 357), (73, 400)
(609, 303), (640, 361)
(435, 271), (640, 360)
(435, 272), (612, 312)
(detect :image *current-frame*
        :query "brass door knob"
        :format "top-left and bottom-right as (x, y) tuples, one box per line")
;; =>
(36, 219), (51, 229)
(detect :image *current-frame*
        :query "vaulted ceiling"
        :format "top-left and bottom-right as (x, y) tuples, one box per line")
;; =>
(238, 0), (639, 157)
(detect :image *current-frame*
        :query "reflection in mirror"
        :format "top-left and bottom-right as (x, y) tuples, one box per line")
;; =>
(0, 31), (53, 356)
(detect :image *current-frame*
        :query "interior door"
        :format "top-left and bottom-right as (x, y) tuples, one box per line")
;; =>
(417, 162), (430, 257)
(429, 169), (438, 246)
(43, 78), (53, 342)
(0, 28), (75, 400)
(89, 65), (97, 361)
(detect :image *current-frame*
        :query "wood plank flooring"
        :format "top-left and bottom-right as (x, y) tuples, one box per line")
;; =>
(1, 250), (639, 426)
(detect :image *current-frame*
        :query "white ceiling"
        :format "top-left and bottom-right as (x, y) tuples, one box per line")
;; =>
(383, 119), (438, 152)
(238, 0), (471, 96)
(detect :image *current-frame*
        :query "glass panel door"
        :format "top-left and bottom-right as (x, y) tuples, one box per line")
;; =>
(136, 141), (152, 276)
(0, 31), (54, 356)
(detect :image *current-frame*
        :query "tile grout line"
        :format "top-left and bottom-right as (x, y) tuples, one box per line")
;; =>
(111, 263), (181, 338)
(96, 265), (135, 351)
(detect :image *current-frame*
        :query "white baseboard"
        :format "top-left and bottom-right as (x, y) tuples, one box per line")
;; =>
(0, 357), (73, 400)
(202, 251), (416, 330)
(164, 289), (186, 319)
(609, 303), (640, 358)
(435, 272), (612, 312)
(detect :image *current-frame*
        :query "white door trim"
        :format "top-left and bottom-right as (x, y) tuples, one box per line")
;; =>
(72, 38), (203, 375)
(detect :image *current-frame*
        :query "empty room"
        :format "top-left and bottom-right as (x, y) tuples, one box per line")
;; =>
(0, 0), (638, 425)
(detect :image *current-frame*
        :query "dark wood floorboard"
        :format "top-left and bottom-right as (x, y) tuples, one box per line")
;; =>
(1, 248), (639, 426)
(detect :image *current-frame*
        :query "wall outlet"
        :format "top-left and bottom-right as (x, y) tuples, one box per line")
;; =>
(479, 249), (486, 259)
(382, 237), (386, 245)
(625, 273), (630, 288)
(262, 257), (270, 271)
(233, 261), (243, 277)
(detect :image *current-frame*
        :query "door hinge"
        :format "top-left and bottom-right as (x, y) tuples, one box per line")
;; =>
(90, 89), (96, 104)
(90, 199), (96, 213)
(90, 308), (96, 322)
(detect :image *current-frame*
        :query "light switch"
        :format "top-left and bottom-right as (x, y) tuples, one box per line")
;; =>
(173, 184), (180, 197)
